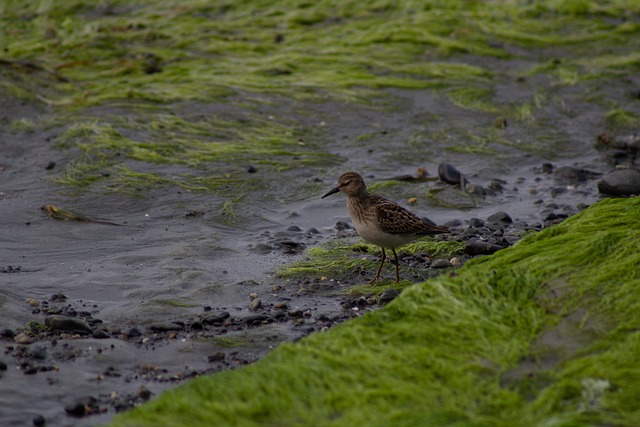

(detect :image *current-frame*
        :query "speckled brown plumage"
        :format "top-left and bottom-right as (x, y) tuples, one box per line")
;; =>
(322, 171), (449, 283)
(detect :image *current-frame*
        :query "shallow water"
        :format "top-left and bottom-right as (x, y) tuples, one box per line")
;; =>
(0, 81), (624, 425)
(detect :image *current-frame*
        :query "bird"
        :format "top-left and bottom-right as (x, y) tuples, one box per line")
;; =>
(322, 171), (449, 283)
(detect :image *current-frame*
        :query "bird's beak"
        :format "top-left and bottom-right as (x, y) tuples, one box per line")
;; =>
(322, 186), (340, 199)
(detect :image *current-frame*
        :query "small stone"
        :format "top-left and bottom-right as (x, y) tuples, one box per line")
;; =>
(33, 414), (46, 426)
(246, 164), (257, 173)
(468, 218), (485, 228)
(487, 211), (513, 224)
(242, 315), (272, 327)
(438, 163), (468, 187)
(49, 292), (67, 302)
(13, 332), (34, 344)
(450, 257), (461, 266)
(494, 116), (507, 128)
(64, 396), (97, 417)
(248, 298), (262, 312)
(0, 360), (7, 370)
(122, 327), (141, 338)
(28, 345), (47, 360)
(274, 301), (289, 310)
(249, 293), (258, 301)
(379, 288), (399, 304)
(44, 161), (56, 170)
(334, 221), (351, 231)
(148, 322), (183, 333)
(465, 183), (485, 196)
(190, 321), (204, 331)
(0, 328), (16, 338)
(208, 352), (226, 362)
(288, 308), (304, 318)
(431, 259), (451, 269)
(202, 311), (230, 325)
(407, 197), (417, 204)
(45, 316), (92, 334)
(541, 162), (554, 174)
(464, 241), (504, 256)
(92, 329), (110, 339)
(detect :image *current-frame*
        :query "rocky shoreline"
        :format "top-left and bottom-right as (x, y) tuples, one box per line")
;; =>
(5, 143), (639, 425)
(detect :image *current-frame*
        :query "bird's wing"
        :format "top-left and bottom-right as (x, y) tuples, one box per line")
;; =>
(372, 195), (449, 235)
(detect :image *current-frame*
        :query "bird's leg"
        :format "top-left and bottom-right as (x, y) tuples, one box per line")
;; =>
(392, 248), (400, 283)
(369, 248), (386, 284)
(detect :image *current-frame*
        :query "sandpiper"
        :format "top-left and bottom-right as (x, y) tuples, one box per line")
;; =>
(322, 171), (449, 283)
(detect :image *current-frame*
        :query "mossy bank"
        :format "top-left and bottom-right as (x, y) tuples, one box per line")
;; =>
(110, 197), (640, 426)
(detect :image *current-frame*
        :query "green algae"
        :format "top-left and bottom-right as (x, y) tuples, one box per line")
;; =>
(3, 0), (640, 200)
(110, 197), (640, 426)
(277, 238), (464, 283)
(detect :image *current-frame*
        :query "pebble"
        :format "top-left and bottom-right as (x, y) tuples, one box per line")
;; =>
(468, 218), (485, 228)
(438, 163), (468, 187)
(598, 169), (640, 197)
(0, 360), (7, 371)
(92, 329), (110, 339)
(0, 328), (16, 338)
(64, 396), (98, 417)
(553, 166), (599, 184)
(122, 327), (141, 338)
(148, 322), (183, 333)
(430, 259), (452, 269)
(248, 298), (262, 312)
(242, 315), (272, 327)
(202, 311), (230, 325)
(464, 241), (504, 256)
(45, 316), (92, 334)
(28, 345), (47, 360)
(487, 211), (513, 224)
(379, 288), (399, 304)
(32, 414), (45, 426)
(288, 308), (304, 318)
(13, 332), (34, 344)
(208, 352), (225, 362)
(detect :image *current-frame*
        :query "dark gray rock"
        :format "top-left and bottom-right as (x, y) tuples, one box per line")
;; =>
(0, 359), (7, 371)
(92, 328), (110, 339)
(248, 298), (262, 312)
(379, 288), (400, 304)
(64, 396), (98, 417)
(487, 211), (513, 224)
(464, 241), (504, 256)
(468, 218), (485, 228)
(44, 316), (92, 334)
(431, 259), (451, 269)
(554, 166), (600, 183)
(148, 322), (183, 333)
(242, 315), (273, 327)
(202, 311), (230, 325)
(598, 169), (640, 197)
(28, 345), (47, 360)
(0, 328), (15, 338)
(122, 327), (141, 338)
(32, 414), (46, 426)
(438, 163), (468, 187)
(334, 221), (351, 230)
